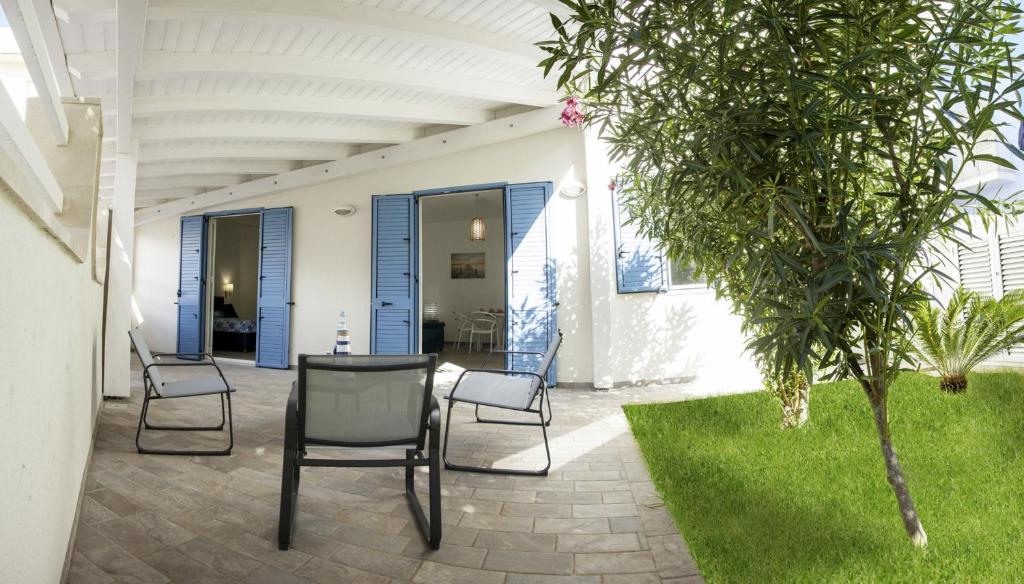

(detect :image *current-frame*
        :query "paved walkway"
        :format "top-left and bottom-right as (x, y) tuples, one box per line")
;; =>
(69, 358), (727, 583)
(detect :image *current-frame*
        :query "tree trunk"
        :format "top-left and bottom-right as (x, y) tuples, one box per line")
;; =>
(868, 394), (928, 548)
(780, 383), (810, 429)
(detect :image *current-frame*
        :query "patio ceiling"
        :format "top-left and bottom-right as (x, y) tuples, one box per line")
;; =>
(51, 0), (570, 212)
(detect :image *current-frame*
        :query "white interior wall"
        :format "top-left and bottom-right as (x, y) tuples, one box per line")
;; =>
(134, 128), (759, 387)
(213, 214), (260, 319)
(0, 190), (104, 583)
(421, 192), (505, 342)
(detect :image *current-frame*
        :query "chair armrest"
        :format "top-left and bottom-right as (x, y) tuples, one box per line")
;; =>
(426, 396), (440, 452)
(152, 351), (215, 359)
(449, 368), (546, 401)
(284, 382), (300, 454)
(144, 357), (230, 393)
(481, 349), (544, 368)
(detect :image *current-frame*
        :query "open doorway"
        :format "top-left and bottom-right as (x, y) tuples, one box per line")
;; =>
(206, 214), (260, 361)
(420, 190), (505, 370)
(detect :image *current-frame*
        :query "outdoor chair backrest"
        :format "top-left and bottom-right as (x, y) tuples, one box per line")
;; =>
(129, 328), (164, 390)
(298, 354), (437, 449)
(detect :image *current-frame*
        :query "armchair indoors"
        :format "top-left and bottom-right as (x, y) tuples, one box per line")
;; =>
(279, 354), (442, 550)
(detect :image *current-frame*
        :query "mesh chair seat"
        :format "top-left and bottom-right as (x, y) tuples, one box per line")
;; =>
(160, 377), (233, 398)
(447, 371), (538, 411)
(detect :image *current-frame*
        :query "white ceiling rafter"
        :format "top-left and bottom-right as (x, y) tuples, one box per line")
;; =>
(55, 0), (546, 67)
(137, 159), (298, 178)
(101, 185), (202, 199)
(115, 0), (146, 152)
(67, 52), (559, 107)
(134, 104), (563, 224)
(100, 173), (253, 190)
(30, 0), (76, 96)
(130, 95), (493, 127)
(0, 0), (70, 144)
(136, 143), (353, 162)
(133, 122), (418, 145)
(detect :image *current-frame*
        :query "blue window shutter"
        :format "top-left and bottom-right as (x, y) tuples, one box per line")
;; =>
(611, 187), (664, 293)
(371, 195), (416, 354)
(256, 208), (293, 369)
(176, 215), (207, 358)
(505, 182), (557, 384)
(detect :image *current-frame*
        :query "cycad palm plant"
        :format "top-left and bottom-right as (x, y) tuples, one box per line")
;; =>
(911, 288), (1024, 392)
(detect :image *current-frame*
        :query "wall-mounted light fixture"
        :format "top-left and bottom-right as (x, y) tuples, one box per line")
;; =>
(333, 204), (357, 217)
(223, 281), (234, 301)
(560, 180), (587, 199)
(470, 217), (486, 241)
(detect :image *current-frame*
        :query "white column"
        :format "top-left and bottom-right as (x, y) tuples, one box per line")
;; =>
(583, 128), (617, 389)
(102, 143), (138, 397)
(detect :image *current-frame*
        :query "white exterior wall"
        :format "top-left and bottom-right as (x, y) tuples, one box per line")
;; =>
(0, 190), (104, 583)
(134, 128), (759, 388)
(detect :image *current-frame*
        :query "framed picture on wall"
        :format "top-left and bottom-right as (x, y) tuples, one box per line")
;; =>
(451, 253), (485, 279)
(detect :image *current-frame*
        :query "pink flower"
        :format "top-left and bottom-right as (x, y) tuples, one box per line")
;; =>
(560, 96), (585, 128)
(608, 177), (617, 191)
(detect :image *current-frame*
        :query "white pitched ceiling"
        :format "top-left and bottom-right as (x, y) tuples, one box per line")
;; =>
(51, 0), (565, 209)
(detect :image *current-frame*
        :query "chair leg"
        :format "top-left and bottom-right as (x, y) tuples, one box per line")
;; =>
(405, 448), (441, 549)
(136, 392), (234, 456)
(278, 447), (300, 550)
(444, 398), (551, 476)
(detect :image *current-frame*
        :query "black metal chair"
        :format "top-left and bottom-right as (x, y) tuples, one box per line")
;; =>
(442, 332), (562, 476)
(278, 354), (442, 550)
(129, 328), (234, 456)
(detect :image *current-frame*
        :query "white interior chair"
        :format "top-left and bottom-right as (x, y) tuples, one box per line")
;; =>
(467, 312), (498, 352)
(452, 311), (473, 351)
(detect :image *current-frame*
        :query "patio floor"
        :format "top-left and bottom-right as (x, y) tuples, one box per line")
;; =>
(69, 356), (718, 583)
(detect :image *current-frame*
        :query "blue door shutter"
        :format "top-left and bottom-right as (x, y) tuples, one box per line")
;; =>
(505, 182), (557, 383)
(371, 195), (417, 354)
(176, 215), (207, 357)
(256, 208), (293, 369)
(612, 188), (665, 293)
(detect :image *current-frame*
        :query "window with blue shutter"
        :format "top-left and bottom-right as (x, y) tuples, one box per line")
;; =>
(371, 195), (417, 354)
(255, 208), (293, 369)
(176, 215), (207, 358)
(611, 186), (665, 293)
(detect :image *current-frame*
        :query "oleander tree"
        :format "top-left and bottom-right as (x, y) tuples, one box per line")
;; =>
(541, 0), (1024, 547)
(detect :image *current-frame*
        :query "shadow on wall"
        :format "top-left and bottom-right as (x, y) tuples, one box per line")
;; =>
(583, 217), (716, 387)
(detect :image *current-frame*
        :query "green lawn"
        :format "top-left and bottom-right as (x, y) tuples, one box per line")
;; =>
(623, 371), (1024, 583)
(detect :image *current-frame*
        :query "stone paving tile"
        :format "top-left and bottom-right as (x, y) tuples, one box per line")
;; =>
(72, 358), (712, 582)
(473, 530), (557, 552)
(483, 550), (575, 575)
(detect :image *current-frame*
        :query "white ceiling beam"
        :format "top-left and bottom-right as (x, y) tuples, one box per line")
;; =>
(134, 198), (170, 208)
(0, 0), (70, 144)
(138, 143), (354, 162)
(132, 95), (492, 126)
(100, 173), (251, 189)
(115, 0), (147, 152)
(134, 122), (416, 144)
(56, 0), (544, 67)
(0, 77), (69, 243)
(102, 184), (203, 199)
(29, 0), (75, 96)
(52, 0), (113, 23)
(67, 51), (560, 107)
(138, 159), (298, 178)
(135, 104), (564, 224)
